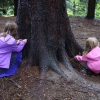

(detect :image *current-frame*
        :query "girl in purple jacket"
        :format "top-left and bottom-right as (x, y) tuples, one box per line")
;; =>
(75, 37), (100, 74)
(0, 21), (27, 77)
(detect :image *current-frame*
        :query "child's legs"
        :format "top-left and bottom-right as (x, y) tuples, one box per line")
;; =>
(10, 52), (22, 66)
(86, 64), (89, 69)
(86, 64), (93, 75)
(0, 52), (22, 77)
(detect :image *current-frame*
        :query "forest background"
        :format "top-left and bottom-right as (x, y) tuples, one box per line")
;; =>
(0, 0), (100, 18)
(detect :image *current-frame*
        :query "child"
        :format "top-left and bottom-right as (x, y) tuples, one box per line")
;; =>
(75, 37), (100, 74)
(0, 21), (27, 77)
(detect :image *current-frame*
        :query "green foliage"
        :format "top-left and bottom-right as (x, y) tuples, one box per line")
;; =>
(7, 6), (14, 15)
(66, 0), (88, 17)
(0, 0), (14, 16)
(95, 3), (100, 18)
(66, 0), (100, 18)
(0, 11), (3, 15)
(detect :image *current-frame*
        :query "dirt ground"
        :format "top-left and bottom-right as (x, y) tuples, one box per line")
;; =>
(0, 16), (100, 100)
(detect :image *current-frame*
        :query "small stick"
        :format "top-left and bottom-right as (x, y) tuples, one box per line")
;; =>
(8, 79), (22, 88)
(4, 77), (22, 88)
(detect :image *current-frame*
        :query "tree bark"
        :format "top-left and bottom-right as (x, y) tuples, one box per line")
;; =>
(16, 0), (83, 80)
(86, 0), (96, 19)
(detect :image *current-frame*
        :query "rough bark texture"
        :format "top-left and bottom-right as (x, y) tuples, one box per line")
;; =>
(86, 0), (96, 19)
(16, 0), (83, 80)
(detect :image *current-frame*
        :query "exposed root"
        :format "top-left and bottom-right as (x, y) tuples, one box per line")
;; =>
(39, 72), (46, 80)
(49, 59), (71, 83)
(39, 52), (72, 83)
(39, 55), (49, 79)
(57, 47), (78, 74)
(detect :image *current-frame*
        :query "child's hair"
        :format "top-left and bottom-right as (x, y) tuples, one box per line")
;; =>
(83, 37), (99, 55)
(3, 21), (18, 39)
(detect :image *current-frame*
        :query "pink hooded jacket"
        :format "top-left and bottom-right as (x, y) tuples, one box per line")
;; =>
(75, 46), (100, 74)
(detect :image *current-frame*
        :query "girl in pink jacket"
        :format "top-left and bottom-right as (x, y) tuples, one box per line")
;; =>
(0, 21), (27, 77)
(75, 37), (100, 74)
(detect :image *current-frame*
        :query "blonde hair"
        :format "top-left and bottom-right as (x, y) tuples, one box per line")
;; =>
(3, 21), (18, 39)
(83, 37), (99, 55)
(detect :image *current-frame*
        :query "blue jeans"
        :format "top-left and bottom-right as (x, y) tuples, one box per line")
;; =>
(0, 52), (22, 78)
(86, 64), (88, 69)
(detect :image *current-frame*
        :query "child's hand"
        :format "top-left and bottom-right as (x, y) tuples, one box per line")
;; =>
(79, 52), (82, 56)
(17, 39), (22, 44)
(74, 57), (77, 60)
(23, 39), (27, 43)
(70, 57), (78, 62)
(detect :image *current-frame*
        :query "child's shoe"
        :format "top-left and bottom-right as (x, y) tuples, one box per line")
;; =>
(86, 69), (94, 76)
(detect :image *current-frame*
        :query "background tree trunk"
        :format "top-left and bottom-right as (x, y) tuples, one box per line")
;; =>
(14, 0), (18, 16)
(16, 0), (83, 80)
(86, 0), (96, 19)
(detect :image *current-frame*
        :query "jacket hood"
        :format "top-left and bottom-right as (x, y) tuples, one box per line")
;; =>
(86, 46), (100, 60)
(0, 34), (15, 45)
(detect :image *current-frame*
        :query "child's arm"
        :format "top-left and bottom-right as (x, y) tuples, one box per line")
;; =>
(11, 39), (27, 52)
(17, 39), (22, 44)
(75, 55), (88, 62)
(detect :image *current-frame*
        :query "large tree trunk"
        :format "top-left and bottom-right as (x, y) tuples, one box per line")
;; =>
(16, 0), (83, 80)
(86, 0), (96, 19)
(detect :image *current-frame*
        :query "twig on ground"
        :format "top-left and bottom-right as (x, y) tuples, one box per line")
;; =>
(74, 82), (100, 93)
(4, 77), (22, 88)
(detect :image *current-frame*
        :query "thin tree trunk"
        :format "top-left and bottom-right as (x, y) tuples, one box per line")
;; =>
(14, 0), (18, 16)
(86, 0), (96, 19)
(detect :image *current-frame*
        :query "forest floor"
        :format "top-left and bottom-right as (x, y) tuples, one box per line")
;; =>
(0, 16), (100, 100)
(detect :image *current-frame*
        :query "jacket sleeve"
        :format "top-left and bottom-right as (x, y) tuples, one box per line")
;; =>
(11, 41), (26, 52)
(75, 55), (88, 62)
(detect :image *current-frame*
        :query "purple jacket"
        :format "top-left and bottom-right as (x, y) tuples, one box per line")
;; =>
(0, 34), (26, 69)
